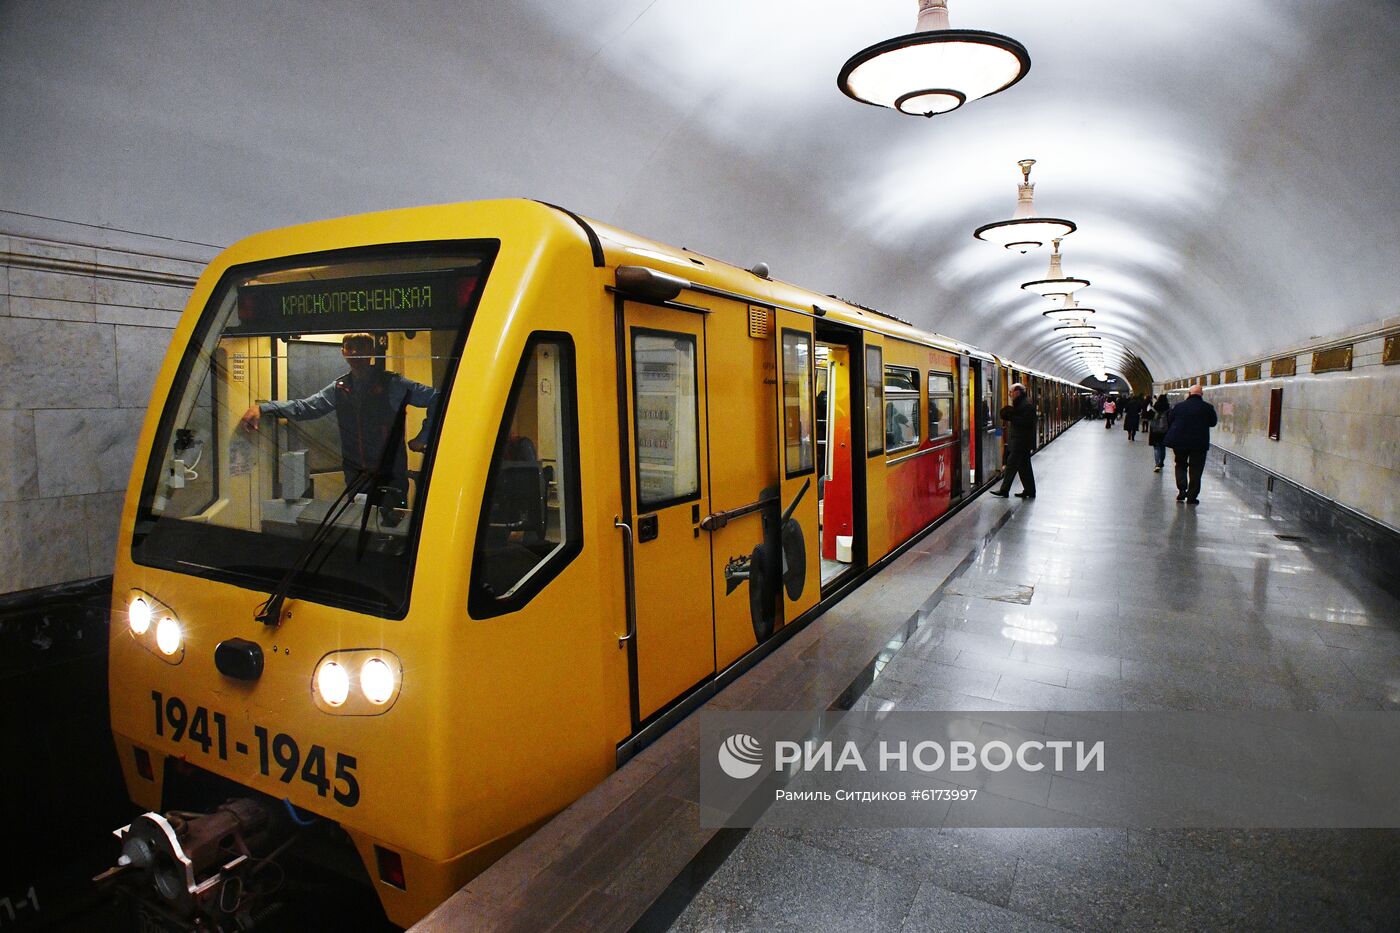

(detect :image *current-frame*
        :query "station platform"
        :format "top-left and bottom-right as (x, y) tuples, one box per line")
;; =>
(418, 421), (1400, 932)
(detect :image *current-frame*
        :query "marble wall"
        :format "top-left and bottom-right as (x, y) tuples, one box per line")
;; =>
(0, 213), (214, 595)
(1159, 324), (1400, 532)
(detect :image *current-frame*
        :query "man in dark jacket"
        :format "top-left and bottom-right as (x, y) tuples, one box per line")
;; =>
(240, 333), (438, 523)
(990, 383), (1037, 499)
(1162, 384), (1218, 505)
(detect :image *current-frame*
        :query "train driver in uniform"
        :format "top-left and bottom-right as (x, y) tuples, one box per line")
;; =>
(239, 332), (438, 521)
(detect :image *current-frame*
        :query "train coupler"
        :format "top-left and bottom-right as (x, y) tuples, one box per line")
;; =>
(95, 797), (293, 931)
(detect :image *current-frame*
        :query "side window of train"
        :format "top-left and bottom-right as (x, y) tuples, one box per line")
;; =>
(928, 371), (955, 441)
(633, 329), (701, 507)
(781, 329), (815, 477)
(884, 365), (920, 454)
(469, 335), (582, 619)
(865, 346), (883, 456)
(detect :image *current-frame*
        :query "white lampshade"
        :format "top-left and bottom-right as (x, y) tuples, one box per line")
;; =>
(839, 1), (1030, 117)
(1022, 237), (1090, 297)
(974, 160), (1075, 253)
(1043, 294), (1095, 320)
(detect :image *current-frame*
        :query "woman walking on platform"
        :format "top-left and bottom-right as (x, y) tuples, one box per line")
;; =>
(1148, 394), (1171, 471)
(1124, 397), (1142, 442)
(1103, 397), (1117, 428)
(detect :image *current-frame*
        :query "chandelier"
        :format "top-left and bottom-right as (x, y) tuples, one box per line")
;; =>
(1022, 238), (1089, 297)
(974, 160), (1076, 252)
(838, 0), (1031, 118)
(1042, 294), (1095, 321)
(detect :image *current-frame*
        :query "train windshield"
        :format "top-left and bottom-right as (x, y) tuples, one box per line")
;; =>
(131, 244), (495, 617)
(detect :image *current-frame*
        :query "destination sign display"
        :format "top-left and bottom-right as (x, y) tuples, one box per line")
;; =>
(231, 268), (481, 335)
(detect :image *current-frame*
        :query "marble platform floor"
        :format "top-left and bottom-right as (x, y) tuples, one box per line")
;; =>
(669, 422), (1400, 932)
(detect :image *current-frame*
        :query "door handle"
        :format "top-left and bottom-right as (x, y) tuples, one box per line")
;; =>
(614, 517), (638, 649)
(699, 493), (778, 532)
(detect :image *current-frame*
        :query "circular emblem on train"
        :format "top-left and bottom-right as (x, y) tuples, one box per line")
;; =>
(717, 733), (764, 779)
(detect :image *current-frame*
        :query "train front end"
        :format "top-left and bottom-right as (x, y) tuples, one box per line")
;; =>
(104, 204), (526, 928)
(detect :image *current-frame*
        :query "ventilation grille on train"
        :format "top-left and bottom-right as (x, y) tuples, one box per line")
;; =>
(748, 305), (771, 338)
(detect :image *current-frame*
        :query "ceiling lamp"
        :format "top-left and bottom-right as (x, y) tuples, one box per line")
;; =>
(1022, 238), (1090, 297)
(1053, 321), (1096, 332)
(838, 1), (1030, 118)
(1042, 294), (1095, 321)
(974, 160), (1076, 253)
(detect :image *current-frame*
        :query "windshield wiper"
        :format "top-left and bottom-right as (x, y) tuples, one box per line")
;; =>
(255, 470), (374, 626)
(254, 402), (411, 627)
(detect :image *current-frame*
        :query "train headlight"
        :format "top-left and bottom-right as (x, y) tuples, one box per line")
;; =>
(129, 597), (152, 635)
(360, 658), (395, 705)
(126, 591), (184, 663)
(155, 616), (183, 656)
(311, 650), (402, 714)
(316, 660), (350, 707)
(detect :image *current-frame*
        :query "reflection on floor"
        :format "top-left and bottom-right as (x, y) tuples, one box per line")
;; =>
(671, 422), (1400, 932)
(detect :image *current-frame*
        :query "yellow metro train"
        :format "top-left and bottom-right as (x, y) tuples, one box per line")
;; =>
(104, 199), (1083, 927)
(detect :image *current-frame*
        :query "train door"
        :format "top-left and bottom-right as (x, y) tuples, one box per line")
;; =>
(700, 300), (782, 672)
(985, 364), (1008, 479)
(620, 302), (715, 723)
(773, 311), (822, 623)
(860, 333), (889, 562)
(946, 366), (964, 500)
(969, 358), (987, 485)
(974, 360), (999, 485)
(1035, 378), (1047, 447)
(816, 325), (859, 590)
(963, 353), (974, 490)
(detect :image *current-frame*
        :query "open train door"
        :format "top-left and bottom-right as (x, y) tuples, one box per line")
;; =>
(770, 310), (821, 627)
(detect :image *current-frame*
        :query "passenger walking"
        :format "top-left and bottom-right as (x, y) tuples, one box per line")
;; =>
(1163, 384), (1218, 505)
(989, 382), (1037, 499)
(1148, 394), (1171, 471)
(1124, 397), (1142, 442)
(1102, 397), (1117, 428)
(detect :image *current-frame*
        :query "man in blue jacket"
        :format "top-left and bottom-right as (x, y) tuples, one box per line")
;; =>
(1162, 384), (1218, 505)
(240, 333), (437, 522)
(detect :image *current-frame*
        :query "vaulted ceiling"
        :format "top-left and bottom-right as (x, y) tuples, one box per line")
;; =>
(4, 0), (1397, 383)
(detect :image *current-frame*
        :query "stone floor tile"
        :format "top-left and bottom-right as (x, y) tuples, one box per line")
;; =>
(677, 831), (920, 932)
(898, 882), (1073, 933)
(949, 651), (1071, 687)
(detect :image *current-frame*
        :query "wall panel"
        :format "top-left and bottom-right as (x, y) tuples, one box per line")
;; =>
(0, 214), (211, 593)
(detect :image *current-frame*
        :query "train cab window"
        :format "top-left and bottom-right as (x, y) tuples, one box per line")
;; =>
(884, 366), (920, 454)
(471, 336), (582, 617)
(130, 244), (495, 618)
(632, 330), (701, 508)
(865, 346), (884, 456)
(781, 329), (815, 477)
(928, 371), (955, 441)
